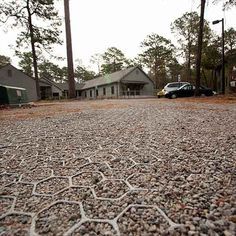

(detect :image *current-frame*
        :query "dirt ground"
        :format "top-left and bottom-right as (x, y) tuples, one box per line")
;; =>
(0, 96), (235, 121)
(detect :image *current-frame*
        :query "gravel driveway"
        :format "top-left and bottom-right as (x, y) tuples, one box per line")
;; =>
(0, 98), (235, 235)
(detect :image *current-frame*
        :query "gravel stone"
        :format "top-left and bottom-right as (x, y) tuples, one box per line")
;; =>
(0, 99), (235, 235)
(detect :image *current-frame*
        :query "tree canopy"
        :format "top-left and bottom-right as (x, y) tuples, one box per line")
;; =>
(75, 65), (95, 81)
(225, 27), (236, 52)
(101, 47), (130, 74)
(0, 0), (62, 99)
(139, 33), (175, 88)
(0, 55), (11, 67)
(171, 11), (212, 82)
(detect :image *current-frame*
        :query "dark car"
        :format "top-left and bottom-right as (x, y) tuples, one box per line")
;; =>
(165, 84), (214, 99)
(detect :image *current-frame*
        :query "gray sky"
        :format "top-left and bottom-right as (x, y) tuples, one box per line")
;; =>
(0, 0), (235, 72)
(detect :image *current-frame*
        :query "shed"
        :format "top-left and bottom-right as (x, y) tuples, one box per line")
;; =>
(0, 84), (28, 105)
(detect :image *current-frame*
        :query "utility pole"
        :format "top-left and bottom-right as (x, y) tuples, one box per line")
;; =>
(64, 0), (76, 98)
(195, 0), (206, 96)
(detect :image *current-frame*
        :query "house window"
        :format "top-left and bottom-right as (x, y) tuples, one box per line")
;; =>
(111, 86), (114, 95)
(53, 92), (59, 97)
(96, 89), (98, 97)
(16, 90), (22, 96)
(85, 91), (87, 98)
(7, 69), (12, 77)
(103, 87), (106, 95)
(90, 90), (92, 97)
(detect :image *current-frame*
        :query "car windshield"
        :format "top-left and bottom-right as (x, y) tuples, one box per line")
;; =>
(178, 84), (188, 90)
(178, 84), (194, 90)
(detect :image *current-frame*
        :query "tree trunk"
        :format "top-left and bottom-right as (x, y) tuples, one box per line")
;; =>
(64, 0), (76, 98)
(187, 32), (192, 82)
(195, 0), (206, 96)
(154, 54), (158, 89)
(211, 69), (214, 89)
(27, 0), (40, 100)
(187, 47), (191, 82)
(202, 69), (208, 87)
(213, 69), (217, 91)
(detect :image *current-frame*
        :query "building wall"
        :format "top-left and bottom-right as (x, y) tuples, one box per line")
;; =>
(51, 85), (63, 97)
(120, 68), (154, 96)
(0, 65), (38, 101)
(81, 83), (119, 99)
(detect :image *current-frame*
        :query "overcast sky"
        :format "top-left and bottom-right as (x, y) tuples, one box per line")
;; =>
(0, 0), (235, 72)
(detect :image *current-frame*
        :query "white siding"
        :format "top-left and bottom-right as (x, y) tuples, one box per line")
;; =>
(81, 83), (118, 99)
(52, 85), (62, 97)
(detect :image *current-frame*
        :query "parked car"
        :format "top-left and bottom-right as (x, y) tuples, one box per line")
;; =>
(165, 84), (214, 99)
(157, 89), (165, 98)
(163, 82), (190, 94)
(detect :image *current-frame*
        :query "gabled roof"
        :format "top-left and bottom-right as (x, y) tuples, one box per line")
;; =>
(0, 63), (11, 70)
(40, 77), (64, 91)
(56, 82), (85, 90)
(0, 64), (35, 81)
(81, 66), (137, 90)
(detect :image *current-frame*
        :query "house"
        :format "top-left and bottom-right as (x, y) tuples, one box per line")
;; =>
(56, 82), (84, 98)
(79, 66), (155, 99)
(39, 77), (63, 99)
(0, 64), (64, 101)
(0, 64), (38, 101)
(0, 64), (155, 101)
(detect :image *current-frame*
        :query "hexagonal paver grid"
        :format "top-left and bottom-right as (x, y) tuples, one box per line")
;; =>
(102, 169), (131, 180)
(131, 153), (159, 165)
(35, 177), (69, 195)
(0, 214), (31, 235)
(108, 157), (134, 170)
(88, 153), (115, 163)
(0, 182), (50, 213)
(55, 187), (94, 202)
(71, 222), (117, 236)
(52, 166), (80, 177)
(127, 173), (164, 190)
(0, 173), (19, 187)
(118, 206), (169, 235)
(94, 180), (129, 199)
(79, 163), (112, 176)
(1, 99), (235, 235)
(0, 182), (33, 200)
(35, 202), (81, 235)
(3, 158), (22, 171)
(64, 157), (89, 167)
(72, 172), (103, 186)
(83, 199), (123, 220)
(128, 163), (156, 175)
(0, 197), (14, 215)
(21, 166), (52, 182)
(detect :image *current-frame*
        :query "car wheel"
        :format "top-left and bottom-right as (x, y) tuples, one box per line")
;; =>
(171, 94), (177, 99)
(206, 92), (213, 96)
